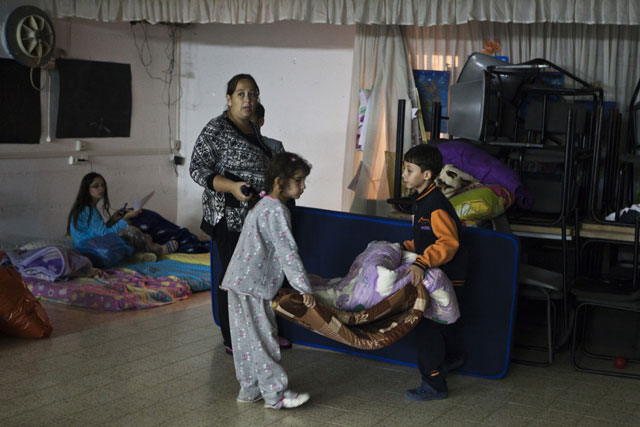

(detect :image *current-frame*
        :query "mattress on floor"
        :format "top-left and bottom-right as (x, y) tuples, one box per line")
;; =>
(120, 259), (211, 292)
(159, 252), (210, 266)
(25, 268), (191, 311)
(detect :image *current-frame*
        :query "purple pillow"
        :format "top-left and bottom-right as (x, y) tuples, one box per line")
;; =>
(437, 140), (534, 209)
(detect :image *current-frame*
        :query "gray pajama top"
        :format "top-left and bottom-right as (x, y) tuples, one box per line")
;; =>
(220, 196), (312, 299)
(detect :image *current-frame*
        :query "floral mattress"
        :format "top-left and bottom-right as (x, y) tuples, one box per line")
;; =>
(25, 268), (191, 311)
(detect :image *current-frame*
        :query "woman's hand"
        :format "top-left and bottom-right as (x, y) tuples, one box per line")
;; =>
(302, 293), (316, 308)
(230, 181), (251, 203)
(123, 208), (142, 220)
(109, 211), (124, 222)
(212, 175), (251, 202)
(406, 264), (425, 287)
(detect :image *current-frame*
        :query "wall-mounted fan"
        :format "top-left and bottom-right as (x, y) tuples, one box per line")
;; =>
(1, 5), (55, 68)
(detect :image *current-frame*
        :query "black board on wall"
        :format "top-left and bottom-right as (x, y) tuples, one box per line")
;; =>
(0, 58), (41, 144)
(55, 59), (132, 138)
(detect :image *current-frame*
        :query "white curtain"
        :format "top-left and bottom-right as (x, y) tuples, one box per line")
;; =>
(39, 0), (640, 25)
(403, 21), (640, 111)
(342, 24), (415, 216)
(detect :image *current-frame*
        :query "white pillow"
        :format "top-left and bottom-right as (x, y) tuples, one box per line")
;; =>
(435, 164), (479, 198)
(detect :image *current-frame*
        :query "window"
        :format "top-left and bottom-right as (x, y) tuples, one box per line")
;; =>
(0, 58), (41, 144)
(55, 59), (132, 138)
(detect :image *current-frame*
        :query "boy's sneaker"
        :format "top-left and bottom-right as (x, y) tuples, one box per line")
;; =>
(264, 390), (310, 409)
(405, 382), (448, 402)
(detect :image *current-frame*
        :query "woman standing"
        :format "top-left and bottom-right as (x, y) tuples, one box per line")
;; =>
(190, 74), (282, 354)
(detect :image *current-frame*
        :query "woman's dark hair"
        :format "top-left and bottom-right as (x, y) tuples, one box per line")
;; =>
(66, 172), (111, 235)
(254, 102), (265, 120)
(248, 152), (311, 209)
(226, 74), (260, 98)
(403, 144), (443, 178)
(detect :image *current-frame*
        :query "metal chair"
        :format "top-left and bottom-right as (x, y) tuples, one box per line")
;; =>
(570, 218), (640, 378)
(513, 263), (564, 366)
(571, 288), (640, 379)
(491, 215), (566, 366)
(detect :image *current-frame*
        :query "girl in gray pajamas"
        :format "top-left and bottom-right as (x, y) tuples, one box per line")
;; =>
(220, 152), (316, 410)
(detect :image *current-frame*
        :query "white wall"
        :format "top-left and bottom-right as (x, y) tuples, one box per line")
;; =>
(0, 18), (178, 246)
(177, 22), (355, 235)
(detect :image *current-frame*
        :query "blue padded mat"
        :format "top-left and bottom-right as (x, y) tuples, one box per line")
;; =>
(122, 259), (211, 292)
(210, 206), (519, 378)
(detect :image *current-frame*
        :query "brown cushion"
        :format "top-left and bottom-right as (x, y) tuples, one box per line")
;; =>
(273, 283), (428, 350)
(0, 267), (52, 338)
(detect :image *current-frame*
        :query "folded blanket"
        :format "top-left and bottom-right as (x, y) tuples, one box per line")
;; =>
(273, 240), (460, 350)
(311, 241), (414, 311)
(2, 247), (93, 281)
(311, 241), (460, 324)
(274, 281), (428, 350)
(422, 268), (461, 324)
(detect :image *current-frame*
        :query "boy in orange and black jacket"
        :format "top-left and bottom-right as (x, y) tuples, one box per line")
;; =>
(400, 144), (468, 402)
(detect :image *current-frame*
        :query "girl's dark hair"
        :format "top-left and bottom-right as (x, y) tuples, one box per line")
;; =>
(66, 172), (111, 235)
(403, 144), (443, 178)
(226, 74), (260, 98)
(248, 152), (312, 209)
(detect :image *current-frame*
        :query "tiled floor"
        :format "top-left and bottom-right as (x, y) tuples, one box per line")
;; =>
(2, 292), (640, 427)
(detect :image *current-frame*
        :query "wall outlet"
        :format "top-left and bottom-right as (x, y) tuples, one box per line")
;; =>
(75, 140), (87, 151)
(173, 155), (185, 165)
(170, 153), (185, 165)
(68, 155), (89, 165)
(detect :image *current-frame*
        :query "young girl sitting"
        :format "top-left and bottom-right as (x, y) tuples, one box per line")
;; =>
(220, 152), (316, 410)
(67, 172), (178, 262)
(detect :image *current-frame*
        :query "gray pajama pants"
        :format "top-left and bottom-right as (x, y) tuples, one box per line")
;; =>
(228, 291), (288, 405)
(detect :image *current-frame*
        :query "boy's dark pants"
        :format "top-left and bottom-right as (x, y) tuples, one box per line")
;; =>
(415, 317), (448, 392)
